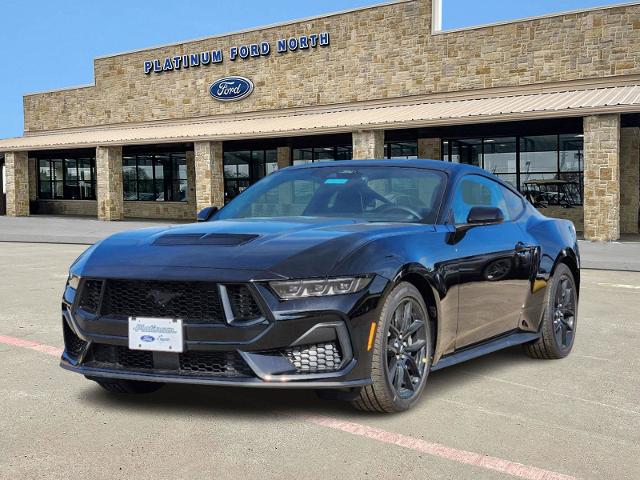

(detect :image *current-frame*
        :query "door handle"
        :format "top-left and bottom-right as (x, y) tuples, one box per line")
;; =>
(515, 242), (531, 253)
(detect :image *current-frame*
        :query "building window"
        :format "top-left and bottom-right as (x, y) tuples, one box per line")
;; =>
(38, 155), (96, 200)
(292, 145), (352, 165)
(223, 149), (277, 201)
(123, 152), (187, 202)
(442, 134), (584, 206)
(385, 141), (418, 159)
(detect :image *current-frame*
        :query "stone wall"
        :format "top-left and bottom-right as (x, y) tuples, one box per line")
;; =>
(194, 141), (225, 211)
(541, 205), (585, 233)
(5, 152), (29, 217)
(620, 127), (640, 234)
(36, 200), (97, 216)
(23, 1), (640, 132)
(124, 201), (195, 220)
(418, 138), (441, 159)
(583, 114), (620, 241)
(353, 130), (385, 159)
(96, 146), (124, 221)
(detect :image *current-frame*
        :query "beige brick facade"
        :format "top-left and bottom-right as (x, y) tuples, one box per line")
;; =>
(277, 146), (292, 170)
(583, 114), (621, 241)
(418, 138), (441, 159)
(620, 127), (640, 234)
(353, 130), (385, 159)
(96, 146), (124, 221)
(194, 141), (224, 211)
(22, 1), (640, 132)
(5, 152), (30, 217)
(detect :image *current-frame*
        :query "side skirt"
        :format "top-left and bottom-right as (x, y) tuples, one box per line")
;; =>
(431, 331), (540, 371)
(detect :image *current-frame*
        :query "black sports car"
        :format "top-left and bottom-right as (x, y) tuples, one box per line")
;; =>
(60, 160), (580, 412)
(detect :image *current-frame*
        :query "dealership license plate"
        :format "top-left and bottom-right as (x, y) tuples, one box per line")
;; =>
(128, 317), (184, 353)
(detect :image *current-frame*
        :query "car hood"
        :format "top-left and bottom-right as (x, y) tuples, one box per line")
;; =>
(77, 217), (433, 280)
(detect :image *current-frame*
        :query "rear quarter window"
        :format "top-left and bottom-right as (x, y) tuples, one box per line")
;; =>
(501, 186), (525, 219)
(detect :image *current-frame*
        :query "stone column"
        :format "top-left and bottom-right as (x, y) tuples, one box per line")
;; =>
(620, 127), (640, 234)
(28, 158), (38, 201)
(5, 151), (30, 217)
(194, 141), (224, 211)
(353, 130), (385, 159)
(418, 138), (442, 159)
(583, 114), (621, 241)
(96, 146), (124, 221)
(277, 146), (291, 170)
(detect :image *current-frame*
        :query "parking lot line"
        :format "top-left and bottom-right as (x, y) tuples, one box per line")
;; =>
(1, 332), (580, 480)
(305, 415), (577, 480)
(0, 335), (62, 356)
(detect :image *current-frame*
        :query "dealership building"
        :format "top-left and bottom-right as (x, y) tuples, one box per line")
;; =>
(1, 0), (640, 241)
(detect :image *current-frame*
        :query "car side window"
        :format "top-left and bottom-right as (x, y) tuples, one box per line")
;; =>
(451, 175), (510, 224)
(501, 185), (525, 219)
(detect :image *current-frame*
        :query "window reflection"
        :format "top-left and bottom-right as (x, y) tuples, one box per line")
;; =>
(223, 149), (278, 201)
(123, 152), (188, 202)
(37, 154), (96, 200)
(441, 134), (584, 206)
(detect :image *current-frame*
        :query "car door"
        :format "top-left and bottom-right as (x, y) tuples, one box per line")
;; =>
(449, 174), (532, 349)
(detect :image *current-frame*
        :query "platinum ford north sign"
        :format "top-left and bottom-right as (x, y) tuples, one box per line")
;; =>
(144, 32), (330, 74)
(209, 77), (254, 102)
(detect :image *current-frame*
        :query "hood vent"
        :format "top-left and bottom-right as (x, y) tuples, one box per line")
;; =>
(153, 233), (259, 246)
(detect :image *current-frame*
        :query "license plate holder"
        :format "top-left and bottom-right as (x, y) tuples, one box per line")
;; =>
(128, 317), (184, 353)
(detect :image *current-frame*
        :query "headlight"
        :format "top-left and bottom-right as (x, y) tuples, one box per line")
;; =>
(67, 273), (81, 290)
(270, 276), (372, 300)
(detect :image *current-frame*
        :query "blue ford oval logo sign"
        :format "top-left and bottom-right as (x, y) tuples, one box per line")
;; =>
(140, 335), (155, 343)
(209, 76), (254, 102)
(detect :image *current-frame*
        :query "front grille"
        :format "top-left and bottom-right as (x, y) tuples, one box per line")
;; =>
(92, 344), (154, 370)
(283, 342), (343, 373)
(227, 285), (262, 321)
(101, 280), (225, 323)
(180, 351), (253, 377)
(86, 344), (253, 378)
(78, 280), (103, 313)
(63, 321), (87, 359)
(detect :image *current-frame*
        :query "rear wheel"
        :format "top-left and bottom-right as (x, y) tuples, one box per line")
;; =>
(88, 377), (165, 394)
(524, 263), (578, 359)
(352, 282), (432, 413)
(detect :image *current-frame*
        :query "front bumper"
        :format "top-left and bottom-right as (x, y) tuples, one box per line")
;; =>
(61, 274), (389, 389)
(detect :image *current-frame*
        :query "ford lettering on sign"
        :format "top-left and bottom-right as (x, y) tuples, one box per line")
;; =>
(209, 77), (254, 102)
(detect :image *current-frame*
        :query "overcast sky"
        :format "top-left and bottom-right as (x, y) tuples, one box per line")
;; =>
(0, 0), (625, 138)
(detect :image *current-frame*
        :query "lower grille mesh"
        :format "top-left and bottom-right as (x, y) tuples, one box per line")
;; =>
(283, 342), (343, 373)
(63, 322), (87, 359)
(87, 344), (253, 377)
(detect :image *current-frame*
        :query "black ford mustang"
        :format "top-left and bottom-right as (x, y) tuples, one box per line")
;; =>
(61, 160), (579, 412)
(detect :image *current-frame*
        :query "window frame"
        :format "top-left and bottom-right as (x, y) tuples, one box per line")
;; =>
(37, 155), (96, 201)
(223, 148), (278, 202)
(123, 152), (188, 203)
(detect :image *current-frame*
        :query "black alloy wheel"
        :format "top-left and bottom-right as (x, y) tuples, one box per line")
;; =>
(524, 263), (578, 359)
(353, 282), (432, 413)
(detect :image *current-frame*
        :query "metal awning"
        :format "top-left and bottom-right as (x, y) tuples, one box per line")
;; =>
(2, 84), (640, 151)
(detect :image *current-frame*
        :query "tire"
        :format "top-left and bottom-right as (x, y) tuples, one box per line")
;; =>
(524, 263), (578, 359)
(352, 282), (432, 413)
(89, 377), (165, 394)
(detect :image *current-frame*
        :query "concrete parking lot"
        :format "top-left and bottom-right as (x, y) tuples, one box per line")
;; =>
(1, 242), (638, 480)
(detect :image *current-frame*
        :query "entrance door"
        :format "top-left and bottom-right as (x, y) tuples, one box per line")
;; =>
(0, 156), (6, 215)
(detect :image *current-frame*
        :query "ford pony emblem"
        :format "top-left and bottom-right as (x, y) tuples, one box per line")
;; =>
(148, 290), (182, 308)
(209, 76), (254, 102)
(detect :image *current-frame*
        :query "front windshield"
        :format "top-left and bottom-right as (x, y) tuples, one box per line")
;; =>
(216, 165), (447, 223)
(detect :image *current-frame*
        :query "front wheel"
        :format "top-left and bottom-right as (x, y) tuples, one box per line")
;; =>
(524, 263), (578, 359)
(352, 282), (432, 413)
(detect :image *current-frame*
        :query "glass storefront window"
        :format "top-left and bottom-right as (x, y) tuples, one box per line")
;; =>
(292, 145), (353, 165)
(224, 149), (278, 202)
(441, 133), (584, 206)
(37, 154), (96, 200)
(123, 152), (188, 202)
(385, 141), (418, 159)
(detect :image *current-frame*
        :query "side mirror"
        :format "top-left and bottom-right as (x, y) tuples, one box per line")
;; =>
(466, 206), (504, 225)
(197, 206), (219, 222)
